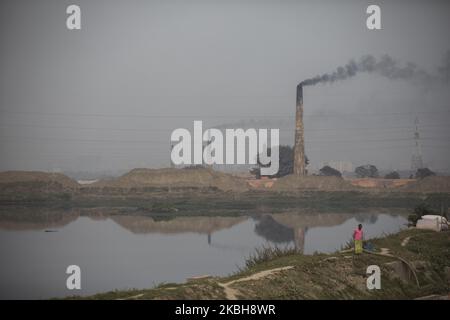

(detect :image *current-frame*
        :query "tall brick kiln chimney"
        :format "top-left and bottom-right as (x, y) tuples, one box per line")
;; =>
(293, 84), (305, 175)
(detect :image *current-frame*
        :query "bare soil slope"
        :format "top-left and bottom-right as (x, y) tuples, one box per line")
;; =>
(272, 175), (358, 192)
(398, 176), (450, 193)
(0, 171), (79, 193)
(92, 167), (248, 192)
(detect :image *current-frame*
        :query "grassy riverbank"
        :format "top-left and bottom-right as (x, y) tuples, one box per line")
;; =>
(71, 228), (450, 300)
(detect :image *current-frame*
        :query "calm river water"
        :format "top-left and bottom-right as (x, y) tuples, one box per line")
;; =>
(0, 208), (408, 299)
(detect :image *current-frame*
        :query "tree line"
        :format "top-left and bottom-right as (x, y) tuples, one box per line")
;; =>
(251, 145), (436, 179)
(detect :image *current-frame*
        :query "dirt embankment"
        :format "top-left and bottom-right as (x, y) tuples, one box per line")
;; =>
(269, 175), (450, 194)
(272, 175), (359, 192)
(89, 167), (249, 192)
(1, 170), (449, 203)
(0, 171), (79, 195)
(348, 178), (414, 189)
(0, 168), (249, 197)
(397, 176), (450, 193)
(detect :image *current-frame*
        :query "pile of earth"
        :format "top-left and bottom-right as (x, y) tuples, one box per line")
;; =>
(91, 167), (249, 192)
(0, 171), (79, 194)
(272, 175), (359, 192)
(398, 176), (450, 193)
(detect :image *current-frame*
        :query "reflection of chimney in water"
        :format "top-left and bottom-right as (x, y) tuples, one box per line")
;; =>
(294, 227), (305, 254)
(294, 84), (306, 175)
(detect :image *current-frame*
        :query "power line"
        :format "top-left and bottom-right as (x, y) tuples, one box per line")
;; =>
(1, 108), (450, 119)
(0, 123), (172, 132)
(0, 136), (168, 144)
(0, 134), (449, 144)
(0, 122), (448, 133)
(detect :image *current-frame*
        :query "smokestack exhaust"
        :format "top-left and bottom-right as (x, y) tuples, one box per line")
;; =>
(291, 51), (450, 176)
(294, 84), (305, 176)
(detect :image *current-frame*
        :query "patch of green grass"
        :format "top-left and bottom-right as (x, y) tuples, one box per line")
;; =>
(70, 229), (450, 300)
(239, 246), (299, 272)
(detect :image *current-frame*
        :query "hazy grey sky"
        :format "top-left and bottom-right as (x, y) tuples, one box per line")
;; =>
(1, 0), (449, 174)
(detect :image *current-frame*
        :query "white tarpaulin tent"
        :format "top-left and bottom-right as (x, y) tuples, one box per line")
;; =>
(416, 215), (449, 232)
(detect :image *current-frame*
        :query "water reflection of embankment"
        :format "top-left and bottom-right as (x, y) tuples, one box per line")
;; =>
(0, 206), (79, 231)
(109, 215), (247, 235)
(0, 207), (403, 254)
(0, 206), (247, 237)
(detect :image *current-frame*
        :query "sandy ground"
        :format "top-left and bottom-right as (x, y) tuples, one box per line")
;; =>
(218, 266), (294, 300)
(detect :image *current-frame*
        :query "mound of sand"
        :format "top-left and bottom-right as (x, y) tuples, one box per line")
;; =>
(398, 176), (450, 193)
(272, 175), (358, 192)
(0, 171), (79, 188)
(92, 167), (248, 192)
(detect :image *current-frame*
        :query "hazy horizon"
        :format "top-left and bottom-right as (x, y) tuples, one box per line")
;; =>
(1, 0), (450, 174)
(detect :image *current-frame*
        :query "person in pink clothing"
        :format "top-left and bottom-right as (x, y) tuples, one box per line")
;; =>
(353, 224), (363, 254)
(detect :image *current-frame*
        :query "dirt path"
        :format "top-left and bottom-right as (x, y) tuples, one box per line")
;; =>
(401, 237), (411, 247)
(218, 266), (294, 300)
(364, 248), (420, 288)
(116, 293), (144, 300)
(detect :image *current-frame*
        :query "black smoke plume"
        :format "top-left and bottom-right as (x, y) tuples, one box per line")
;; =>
(300, 51), (450, 87)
